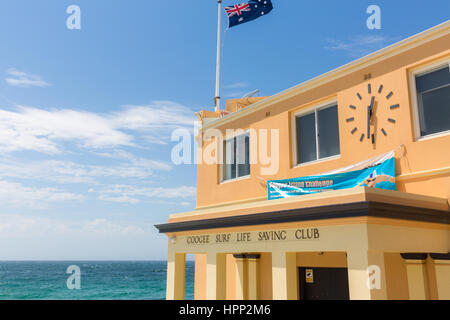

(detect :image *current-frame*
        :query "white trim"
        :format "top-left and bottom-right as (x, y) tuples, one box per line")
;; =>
(416, 129), (450, 142)
(409, 58), (450, 141)
(291, 100), (340, 167)
(292, 154), (341, 169)
(219, 174), (251, 185)
(223, 128), (250, 141)
(314, 108), (320, 161)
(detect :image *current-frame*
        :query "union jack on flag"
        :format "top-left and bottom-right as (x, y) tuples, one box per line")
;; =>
(225, 3), (251, 18)
(224, 0), (273, 28)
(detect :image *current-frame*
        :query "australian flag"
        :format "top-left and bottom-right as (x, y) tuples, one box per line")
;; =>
(225, 0), (273, 28)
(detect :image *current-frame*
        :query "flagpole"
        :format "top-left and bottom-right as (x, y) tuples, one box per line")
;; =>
(214, 0), (222, 112)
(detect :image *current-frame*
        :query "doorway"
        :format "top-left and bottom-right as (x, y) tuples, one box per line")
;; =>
(299, 267), (350, 300)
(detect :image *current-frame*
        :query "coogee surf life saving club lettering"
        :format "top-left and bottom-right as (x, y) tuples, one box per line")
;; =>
(185, 228), (320, 245)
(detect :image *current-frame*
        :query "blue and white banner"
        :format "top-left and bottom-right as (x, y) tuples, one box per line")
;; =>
(268, 152), (396, 200)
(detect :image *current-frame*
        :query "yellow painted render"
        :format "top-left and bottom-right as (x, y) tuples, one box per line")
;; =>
(168, 224), (448, 258)
(193, 252), (283, 300)
(195, 45), (450, 208)
(259, 253), (273, 300)
(234, 257), (248, 300)
(296, 252), (348, 268)
(404, 259), (430, 300)
(169, 187), (449, 224)
(201, 22), (450, 132)
(225, 254), (236, 300)
(191, 164), (449, 212)
(425, 255), (439, 300)
(433, 260), (450, 299)
(384, 253), (409, 299)
(167, 217), (448, 242)
(225, 97), (268, 113)
(164, 23), (450, 301)
(196, 253), (273, 300)
(166, 253), (186, 300)
(247, 258), (260, 299)
(167, 218), (448, 300)
(194, 254), (207, 300)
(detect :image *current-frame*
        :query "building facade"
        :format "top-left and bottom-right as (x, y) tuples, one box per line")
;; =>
(156, 21), (450, 300)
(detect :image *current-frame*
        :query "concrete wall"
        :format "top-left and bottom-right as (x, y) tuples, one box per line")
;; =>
(196, 40), (450, 208)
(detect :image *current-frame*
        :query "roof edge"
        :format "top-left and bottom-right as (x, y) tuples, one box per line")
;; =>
(203, 20), (450, 130)
(155, 200), (449, 234)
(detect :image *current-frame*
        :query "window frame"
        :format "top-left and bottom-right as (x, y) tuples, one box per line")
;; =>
(220, 130), (251, 184)
(291, 100), (341, 168)
(409, 58), (450, 141)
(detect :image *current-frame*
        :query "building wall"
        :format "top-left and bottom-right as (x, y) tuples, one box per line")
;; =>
(196, 38), (450, 208)
(172, 26), (450, 302)
(192, 248), (444, 300)
(296, 252), (348, 268)
(259, 253), (273, 300)
(384, 253), (410, 299)
(194, 253), (207, 300)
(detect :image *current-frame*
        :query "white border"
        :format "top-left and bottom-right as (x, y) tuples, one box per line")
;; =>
(219, 130), (251, 184)
(291, 99), (341, 167)
(409, 58), (450, 141)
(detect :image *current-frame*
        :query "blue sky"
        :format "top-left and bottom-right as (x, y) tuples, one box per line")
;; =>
(0, 1), (448, 260)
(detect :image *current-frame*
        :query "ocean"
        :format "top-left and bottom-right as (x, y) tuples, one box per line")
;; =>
(0, 261), (194, 300)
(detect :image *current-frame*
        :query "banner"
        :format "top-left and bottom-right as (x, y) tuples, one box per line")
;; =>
(268, 153), (396, 200)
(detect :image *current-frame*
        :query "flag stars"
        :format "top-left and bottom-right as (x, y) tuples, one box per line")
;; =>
(225, 0), (273, 28)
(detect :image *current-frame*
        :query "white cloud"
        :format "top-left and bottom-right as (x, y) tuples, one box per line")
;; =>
(324, 35), (399, 57)
(99, 184), (196, 203)
(0, 101), (196, 153)
(224, 82), (249, 89)
(0, 214), (147, 238)
(223, 82), (253, 98)
(98, 194), (140, 204)
(5, 68), (50, 87)
(111, 101), (195, 131)
(81, 218), (146, 236)
(224, 91), (248, 98)
(0, 180), (83, 209)
(0, 106), (132, 153)
(0, 101), (195, 210)
(0, 157), (172, 184)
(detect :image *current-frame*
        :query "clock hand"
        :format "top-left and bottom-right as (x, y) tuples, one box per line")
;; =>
(369, 96), (375, 117)
(367, 96), (375, 140)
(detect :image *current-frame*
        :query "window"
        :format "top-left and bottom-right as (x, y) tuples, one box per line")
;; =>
(295, 104), (340, 165)
(222, 132), (250, 182)
(415, 64), (450, 137)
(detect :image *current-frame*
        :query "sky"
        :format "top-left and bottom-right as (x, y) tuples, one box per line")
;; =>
(0, 1), (448, 260)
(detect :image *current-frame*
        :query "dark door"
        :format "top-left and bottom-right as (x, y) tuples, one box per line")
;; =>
(299, 267), (350, 300)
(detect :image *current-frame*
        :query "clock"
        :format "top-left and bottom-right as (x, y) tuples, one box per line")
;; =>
(346, 83), (399, 144)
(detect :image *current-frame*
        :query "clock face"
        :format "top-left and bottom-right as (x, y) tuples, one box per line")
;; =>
(346, 83), (399, 144)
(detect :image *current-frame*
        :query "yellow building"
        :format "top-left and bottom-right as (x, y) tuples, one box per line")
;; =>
(156, 21), (450, 300)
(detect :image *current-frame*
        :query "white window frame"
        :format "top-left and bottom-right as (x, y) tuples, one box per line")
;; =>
(220, 130), (251, 183)
(409, 58), (450, 142)
(291, 100), (341, 168)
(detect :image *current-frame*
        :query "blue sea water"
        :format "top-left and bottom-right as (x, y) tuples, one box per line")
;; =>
(0, 261), (194, 300)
